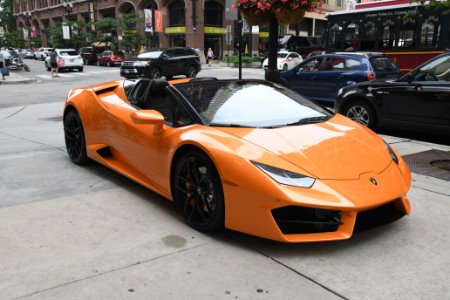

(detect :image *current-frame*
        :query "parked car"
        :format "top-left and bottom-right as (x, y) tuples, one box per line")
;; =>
(335, 52), (450, 134)
(34, 47), (54, 60)
(79, 46), (99, 65)
(45, 49), (83, 72)
(97, 50), (125, 67)
(23, 49), (35, 59)
(280, 52), (400, 104)
(63, 77), (411, 242)
(262, 51), (303, 71)
(120, 47), (201, 79)
(278, 35), (323, 57)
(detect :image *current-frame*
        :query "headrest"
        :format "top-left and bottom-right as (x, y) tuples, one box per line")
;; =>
(150, 78), (169, 98)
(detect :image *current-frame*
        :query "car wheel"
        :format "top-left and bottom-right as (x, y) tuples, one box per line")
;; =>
(173, 151), (225, 232)
(283, 64), (288, 71)
(79, 67), (83, 72)
(34, 55), (37, 60)
(64, 110), (88, 165)
(45, 62), (50, 71)
(149, 67), (162, 78)
(344, 101), (377, 130)
(186, 66), (197, 78)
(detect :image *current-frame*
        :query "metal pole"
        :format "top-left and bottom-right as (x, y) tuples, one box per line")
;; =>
(237, 11), (243, 80)
(265, 13), (280, 82)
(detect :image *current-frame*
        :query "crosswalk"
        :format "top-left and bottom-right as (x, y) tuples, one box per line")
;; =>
(36, 69), (119, 80)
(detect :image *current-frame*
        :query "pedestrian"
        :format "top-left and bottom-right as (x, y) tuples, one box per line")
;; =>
(207, 48), (214, 66)
(0, 52), (6, 80)
(50, 51), (59, 78)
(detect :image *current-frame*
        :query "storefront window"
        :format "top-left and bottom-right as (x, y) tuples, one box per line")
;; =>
(420, 16), (440, 49)
(380, 19), (395, 49)
(398, 18), (416, 48)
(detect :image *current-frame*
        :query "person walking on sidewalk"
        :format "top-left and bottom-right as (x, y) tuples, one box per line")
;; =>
(50, 51), (59, 78)
(207, 48), (214, 66)
(0, 52), (6, 80)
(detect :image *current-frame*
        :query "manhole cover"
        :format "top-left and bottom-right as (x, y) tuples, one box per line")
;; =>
(430, 160), (450, 171)
(403, 150), (450, 181)
(40, 116), (63, 122)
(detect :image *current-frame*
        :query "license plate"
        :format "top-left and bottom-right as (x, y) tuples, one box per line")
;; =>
(70, 59), (74, 62)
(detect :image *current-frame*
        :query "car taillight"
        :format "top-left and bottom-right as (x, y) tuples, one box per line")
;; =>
(366, 72), (376, 81)
(59, 58), (65, 67)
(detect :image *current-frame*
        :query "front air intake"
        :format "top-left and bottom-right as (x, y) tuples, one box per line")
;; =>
(354, 200), (406, 232)
(272, 206), (342, 234)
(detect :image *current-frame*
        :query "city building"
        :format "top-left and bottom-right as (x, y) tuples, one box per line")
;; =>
(12, 0), (345, 58)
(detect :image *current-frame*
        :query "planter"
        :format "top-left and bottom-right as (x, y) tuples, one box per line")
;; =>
(275, 9), (305, 24)
(242, 10), (271, 26)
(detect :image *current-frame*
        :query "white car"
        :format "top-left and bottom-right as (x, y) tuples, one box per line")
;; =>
(262, 51), (303, 71)
(45, 49), (84, 72)
(34, 47), (54, 60)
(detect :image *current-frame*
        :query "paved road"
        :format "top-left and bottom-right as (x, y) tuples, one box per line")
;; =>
(0, 62), (449, 299)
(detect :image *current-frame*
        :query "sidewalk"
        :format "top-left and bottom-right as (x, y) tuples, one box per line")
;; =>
(0, 71), (36, 84)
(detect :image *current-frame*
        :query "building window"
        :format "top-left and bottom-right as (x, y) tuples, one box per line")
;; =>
(204, 1), (223, 26)
(336, 0), (342, 7)
(398, 18), (416, 48)
(169, 0), (185, 26)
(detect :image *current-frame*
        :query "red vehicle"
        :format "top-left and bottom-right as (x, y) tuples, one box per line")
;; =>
(97, 50), (125, 67)
(325, 0), (449, 72)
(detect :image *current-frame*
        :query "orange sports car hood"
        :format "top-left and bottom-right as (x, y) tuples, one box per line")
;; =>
(217, 114), (392, 180)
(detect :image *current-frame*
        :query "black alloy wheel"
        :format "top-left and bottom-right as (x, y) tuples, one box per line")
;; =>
(344, 101), (377, 130)
(187, 66), (197, 78)
(149, 67), (162, 78)
(64, 110), (88, 165)
(173, 151), (224, 232)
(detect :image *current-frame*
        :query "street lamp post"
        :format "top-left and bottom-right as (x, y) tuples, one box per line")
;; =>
(24, 11), (32, 48)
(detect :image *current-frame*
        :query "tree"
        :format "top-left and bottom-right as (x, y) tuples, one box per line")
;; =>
(0, 0), (16, 32)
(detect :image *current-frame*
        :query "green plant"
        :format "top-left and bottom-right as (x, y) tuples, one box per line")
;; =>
(223, 54), (261, 64)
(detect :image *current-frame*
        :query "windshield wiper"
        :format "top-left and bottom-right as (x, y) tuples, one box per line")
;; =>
(209, 123), (249, 128)
(285, 116), (330, 126)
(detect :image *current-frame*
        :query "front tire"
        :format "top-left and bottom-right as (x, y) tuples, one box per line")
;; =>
(344, 101), (377, 130)
(64, 110), (88, 165)
(149, 67), (162, 78)
(173, 151), (225, 232)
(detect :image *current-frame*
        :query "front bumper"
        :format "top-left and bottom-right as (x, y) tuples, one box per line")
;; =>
(223, 160), (411, 243)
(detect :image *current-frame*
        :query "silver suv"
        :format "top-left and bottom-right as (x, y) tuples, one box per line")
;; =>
(34, 47), (54, 60)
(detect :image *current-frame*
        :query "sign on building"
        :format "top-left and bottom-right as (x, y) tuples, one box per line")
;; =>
(62, 24), (71, 40)
(144, 9), (153, 33)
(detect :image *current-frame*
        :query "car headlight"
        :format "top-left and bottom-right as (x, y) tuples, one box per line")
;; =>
(251, 161), (315, 188)
(384, 141), (399, 164)
(133, 61), (149, 67)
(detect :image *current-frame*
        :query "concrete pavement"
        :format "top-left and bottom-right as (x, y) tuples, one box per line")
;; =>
(0, 95), (449, 299)
(0, 71), (37, 84)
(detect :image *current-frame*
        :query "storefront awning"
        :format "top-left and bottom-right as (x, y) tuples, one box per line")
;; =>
(165, 26), (186, 34)
(204, 27), (227, 34)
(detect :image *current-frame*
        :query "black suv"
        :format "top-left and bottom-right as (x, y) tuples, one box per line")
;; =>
(79, 46), (98, 65)
(120, 47), (201, 79)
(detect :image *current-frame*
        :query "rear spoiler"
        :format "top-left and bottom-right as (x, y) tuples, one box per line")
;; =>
(92, 81), (120, 94)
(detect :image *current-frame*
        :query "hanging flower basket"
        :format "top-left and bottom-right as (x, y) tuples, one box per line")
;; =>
(275, 9), (305, 25)
(242, 10), (271, 26)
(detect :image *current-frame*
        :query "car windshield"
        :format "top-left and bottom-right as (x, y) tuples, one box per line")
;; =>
(138, 51), (162, 59)
(176, 81), (332, 128)
(60, 50), (78, 56)
(277, 53), (288, 58)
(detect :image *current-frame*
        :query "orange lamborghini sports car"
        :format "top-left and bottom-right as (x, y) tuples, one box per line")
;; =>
(63, 77), (411, 242)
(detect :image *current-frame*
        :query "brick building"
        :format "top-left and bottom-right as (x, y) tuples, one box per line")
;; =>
(12, 0), (344, 58)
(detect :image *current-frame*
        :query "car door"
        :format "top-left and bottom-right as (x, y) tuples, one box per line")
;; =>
(287, 53), (302, 70)
(160, 49), (179, 76)
(282, 56), (324, 100)
(384, 55), (450, 130)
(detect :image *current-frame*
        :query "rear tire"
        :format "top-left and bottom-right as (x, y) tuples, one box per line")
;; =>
(343, 101), (377, 130)
(186, 66), (197, 78)
(64, 110), (88, 165)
